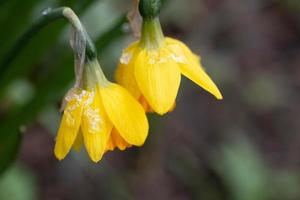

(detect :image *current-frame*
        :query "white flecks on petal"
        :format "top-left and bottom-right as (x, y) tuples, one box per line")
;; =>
(120, 52), (133, 64)
(148, 58), (156, 64)
(147, 54), (187, 65)
(157, 57), (168, 64)
(64, 106), (77, 126)
(82, 91), (103, 134)
(84, 91), (95, 106)
(170, 54), (187, 64)
(65, 89), (87, 103)
(148, 57), (167, 64)
(63, 89), (88, 127)
(84, 107), (103, 134)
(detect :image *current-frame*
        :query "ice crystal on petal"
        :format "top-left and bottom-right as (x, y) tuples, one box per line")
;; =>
(120, 52), (133, 64)
(63, 89), (88, 127)
(148, 57), (171, 64)
(65, 89), (87, 103)
(65, 105), (77, 126)
(84, 91), (95, 106)
(148, 58), (156, 64)
(148, 56), (168, 64)
(84, 107), (102, 133)
(170, 54), (187, 64)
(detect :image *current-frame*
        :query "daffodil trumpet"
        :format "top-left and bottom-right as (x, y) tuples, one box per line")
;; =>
(116, 0), (223, 115)
(54, 8), (148, 163)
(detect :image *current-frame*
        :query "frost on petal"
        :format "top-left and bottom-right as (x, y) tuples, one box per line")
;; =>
(120, 52), (133, 65)
(115, 41), (141, 99)
(81, 90), (112, 162)
(118, 41), (139, 64)
(54, 89), (88, 160)
(170, 54), (187, 64)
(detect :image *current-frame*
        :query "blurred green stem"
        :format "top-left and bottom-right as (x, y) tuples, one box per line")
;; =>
(0, 7), (96, 83)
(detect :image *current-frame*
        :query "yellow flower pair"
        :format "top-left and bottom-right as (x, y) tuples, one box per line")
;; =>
(54, 1), (222, 163)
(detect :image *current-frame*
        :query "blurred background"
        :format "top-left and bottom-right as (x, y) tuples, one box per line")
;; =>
(1, 0), (300, 199)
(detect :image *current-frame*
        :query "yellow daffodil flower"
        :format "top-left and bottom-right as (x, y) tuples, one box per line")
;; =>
(54, 60), (149, 162)
(116, 0), (222, 115)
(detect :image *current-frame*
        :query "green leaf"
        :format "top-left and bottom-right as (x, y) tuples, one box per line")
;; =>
(215, 139), (270, 200)
(0, 129), (21, 175)
(0, 164), (36, 200)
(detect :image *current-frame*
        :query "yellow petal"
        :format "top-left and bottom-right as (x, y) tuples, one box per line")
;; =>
(166, 37), (223, 100)
(72, 130), (83, 152)
(138, 95), (154, 113)
(115, 42), (141, 99)
(105, 136), (114, 152)
(183, 55), (223, 100)
(106, 128), (132, 151)
(100, 83), (148, 146)
(134, 48), (181, 114)
(81, 90), (113, 162)
(54, 89), (87, 160)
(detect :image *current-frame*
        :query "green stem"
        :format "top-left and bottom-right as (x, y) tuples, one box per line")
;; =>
(140, 17), (164, 49)
(62, 7), (96, 61)
(0, 7), (96, 82)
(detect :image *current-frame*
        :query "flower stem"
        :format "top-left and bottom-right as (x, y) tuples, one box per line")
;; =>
(140, 17), (164, 49)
